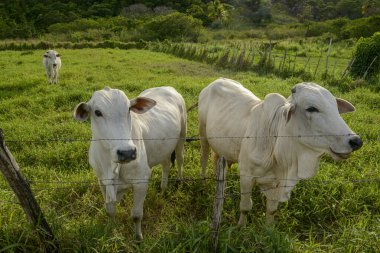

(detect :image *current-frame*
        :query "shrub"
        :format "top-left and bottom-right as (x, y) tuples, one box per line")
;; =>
(265, 24), (306, 40)
(139, 12), (203, 42)
(305, 17), (380, 40)
(341, 16), (380, 39)
(350, 32), (380, 79)
(305, 21), (331, 37)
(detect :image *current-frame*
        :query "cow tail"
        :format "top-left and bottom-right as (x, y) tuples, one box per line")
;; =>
(171, 150), (176, 168)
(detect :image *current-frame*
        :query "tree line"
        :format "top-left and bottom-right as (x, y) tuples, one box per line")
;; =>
(0, 0), (379, 39)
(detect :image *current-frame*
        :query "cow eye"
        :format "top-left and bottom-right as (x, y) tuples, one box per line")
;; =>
(306, 106), (319, 113)
(94, 110), (103, 117)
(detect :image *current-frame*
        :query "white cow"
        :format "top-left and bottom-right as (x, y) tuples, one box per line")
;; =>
(43, 50), (61, 84)
(198, 78), (362, 225)
(74, 86), (186, 239)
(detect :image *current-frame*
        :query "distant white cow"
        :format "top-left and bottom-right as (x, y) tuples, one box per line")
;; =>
(198, 78), (362, 225)
(74, 86), (186, 239)
(43, 50), (61, 84)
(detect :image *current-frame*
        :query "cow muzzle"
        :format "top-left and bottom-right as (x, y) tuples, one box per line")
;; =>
(348, 136), (363, 151)
(116, 148), (137, 163)
(329, 135), (363, 160)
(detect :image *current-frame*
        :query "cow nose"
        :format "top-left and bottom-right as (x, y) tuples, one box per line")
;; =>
(117, 148), (137, 162)
(349, 136), (363, 151)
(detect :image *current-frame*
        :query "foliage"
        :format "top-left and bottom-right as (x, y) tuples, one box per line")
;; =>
(341, 15), (380, 39)
(138, 12), (204, 42)
(351, 32), (380, 79)
(305, 16), (380, 40)
(1, 0), (380, 39)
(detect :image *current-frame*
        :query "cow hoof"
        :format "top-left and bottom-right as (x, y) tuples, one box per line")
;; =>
(135, 233), (143, 241)
(105, 202), (116, 218)
(237, 212), (248, 227)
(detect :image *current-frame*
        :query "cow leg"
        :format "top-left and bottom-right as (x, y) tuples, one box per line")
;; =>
(265, 199), (279, 224)
(106, 202), (116, 218)
(238, 176), (254, 227)
(56, 70), (59, 85)
(200, 139), (210, 179)
(132, 182), (148, 240)
(46, 70), (51, 84)
(161, 159), (170, 190)
(97, 181), (115, 217)
(52, 70), (57, 84)
(175, 140), (184, 179)
(54, 69), (59, 84)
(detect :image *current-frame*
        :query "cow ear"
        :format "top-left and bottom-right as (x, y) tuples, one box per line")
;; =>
(336, 97), (355, 114)
(56, 54), (61, 57)
(285, 103), (295, 123)
(43, 54), (48, 58)
(74, 102), (90, 121)
(130, 97), (156, 114)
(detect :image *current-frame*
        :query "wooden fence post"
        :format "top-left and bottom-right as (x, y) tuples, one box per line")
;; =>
(362, 56), (378, 80)
(341, 56), (356, 79)
(209, 156), (227, 253)
(0, 129), (58, 250)
(313, 51), (322, 79)
(324, 38), (333, 76)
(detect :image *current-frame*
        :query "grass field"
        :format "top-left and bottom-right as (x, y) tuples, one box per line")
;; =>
(0, 48), (379, 252)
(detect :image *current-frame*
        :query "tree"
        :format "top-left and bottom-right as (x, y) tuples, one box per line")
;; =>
(207, 0), (233, 27)
(336, 0), (362, 19)
(362, 0), (380, 17)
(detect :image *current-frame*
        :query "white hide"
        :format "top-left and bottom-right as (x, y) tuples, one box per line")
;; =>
(198, 78), (362, 225)
(74, 86), (186, 239)
(43, 50), (61, 84)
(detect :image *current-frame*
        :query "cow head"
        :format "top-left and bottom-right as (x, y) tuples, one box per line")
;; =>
(286, 82), (362, 160)
(43, 50), (61, 68)
(74, 87), (156, 164)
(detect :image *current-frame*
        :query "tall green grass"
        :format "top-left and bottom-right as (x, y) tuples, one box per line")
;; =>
(0, 49), (379, 252)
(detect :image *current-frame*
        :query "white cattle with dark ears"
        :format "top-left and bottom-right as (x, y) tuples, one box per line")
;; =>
(43, 50), (61, 84)
(74, 86), (186, 240)
(198, 78), (362, 226)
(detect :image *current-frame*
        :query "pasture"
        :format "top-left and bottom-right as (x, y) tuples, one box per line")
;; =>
(0, 48), (379, 252)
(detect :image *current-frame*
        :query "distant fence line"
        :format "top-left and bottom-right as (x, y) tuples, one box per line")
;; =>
(2, 39), (372, 81)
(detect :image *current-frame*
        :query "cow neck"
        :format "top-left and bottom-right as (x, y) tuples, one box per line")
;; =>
(275, 109), (324, 181)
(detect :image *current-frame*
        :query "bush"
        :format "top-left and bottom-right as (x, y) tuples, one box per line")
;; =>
(350, 32), (380, 79)
(265, 24), (306, 40)
(139, 12), (203, 42)
(341, 16), (380, 39)
(305, 16), (380, 40)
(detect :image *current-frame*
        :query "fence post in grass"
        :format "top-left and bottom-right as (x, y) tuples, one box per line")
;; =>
(341, 56), (356, 79)
(362, 56), (378, 80)
(0, 129), (58, 251)
(313, 51), (322, 79)
(332, 59), (338, 79)
(293, 48), (298, 73)
(209, 156), (227, 253)
(279, 50), (286, 72)
(324, 38), (333, 77)
(303, 56), (311, 74)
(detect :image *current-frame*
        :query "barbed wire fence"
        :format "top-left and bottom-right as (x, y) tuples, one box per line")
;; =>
(1, 133), (379, 193)
(1, 132), (379, 251)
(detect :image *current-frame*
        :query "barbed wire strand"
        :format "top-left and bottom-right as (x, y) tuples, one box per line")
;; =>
(4, 133), (379, 144)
